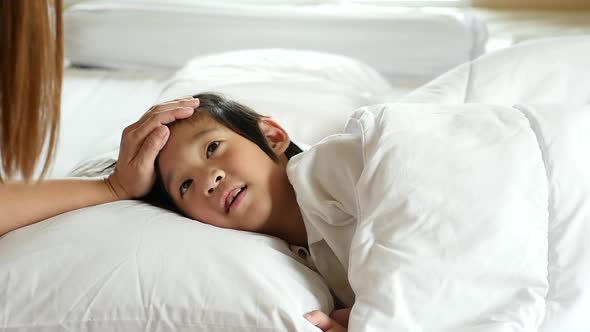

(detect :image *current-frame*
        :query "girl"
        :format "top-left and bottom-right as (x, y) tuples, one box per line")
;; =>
(144, 93), (356, 331)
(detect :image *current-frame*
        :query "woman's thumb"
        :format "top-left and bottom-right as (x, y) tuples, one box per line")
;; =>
(136, 126), (169, 167)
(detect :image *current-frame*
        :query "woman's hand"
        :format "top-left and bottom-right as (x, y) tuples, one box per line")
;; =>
(106, 97), (199, 199)
(304, 307), (351, 332)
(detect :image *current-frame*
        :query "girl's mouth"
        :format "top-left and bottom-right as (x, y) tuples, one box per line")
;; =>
(226, 185), (247, 213)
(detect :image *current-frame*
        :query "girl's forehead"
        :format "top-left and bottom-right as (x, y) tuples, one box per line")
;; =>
(174, 112), (228, 133)
(178, 112), (213, 128)
(167, 115), (215, 139)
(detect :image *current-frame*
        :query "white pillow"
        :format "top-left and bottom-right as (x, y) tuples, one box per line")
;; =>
(157, 48), (393, 145)
(64, 0), (487, 81)
(0, 201), (333, 331)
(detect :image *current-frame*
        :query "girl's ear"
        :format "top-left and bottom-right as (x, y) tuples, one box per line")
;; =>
(258, 118), (290, 156)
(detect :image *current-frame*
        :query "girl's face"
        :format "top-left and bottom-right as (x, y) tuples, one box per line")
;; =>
(157, 114), (293, 234)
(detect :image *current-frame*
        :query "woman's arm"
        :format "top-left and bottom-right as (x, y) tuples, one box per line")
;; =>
(0, 97), (199, 237)
(0, 178), (123, 236)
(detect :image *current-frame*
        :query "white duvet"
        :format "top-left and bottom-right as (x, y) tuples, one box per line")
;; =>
(345, 102), (590, 331)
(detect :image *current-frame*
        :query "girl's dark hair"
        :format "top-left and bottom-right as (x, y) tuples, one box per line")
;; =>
(142, 92), (302, 213)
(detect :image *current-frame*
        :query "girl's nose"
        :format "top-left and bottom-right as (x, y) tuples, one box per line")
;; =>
(206, 169), (224, 195)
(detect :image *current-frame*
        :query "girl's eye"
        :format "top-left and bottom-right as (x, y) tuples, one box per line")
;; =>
(206, 141), (220, 159)
(180, 179), (193, 197)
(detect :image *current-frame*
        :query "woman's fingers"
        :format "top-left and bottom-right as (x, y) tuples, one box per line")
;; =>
(120, 106), (194, 161)
(110, 97), (198, 199)
(147, 97), (199, 115)
(135, 125), (170, 170)
(304, 310), (347, 332)
(132, 106), (194, 143)
(111, 125), (171, 199)
(122, 98), (198, 146)
(132, 98), (199, 131)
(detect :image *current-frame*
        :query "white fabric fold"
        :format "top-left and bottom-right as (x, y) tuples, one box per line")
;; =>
(288, 101), (590, 331)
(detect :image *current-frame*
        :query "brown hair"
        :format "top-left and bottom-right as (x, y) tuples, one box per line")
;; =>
(0, 0), (63, 181)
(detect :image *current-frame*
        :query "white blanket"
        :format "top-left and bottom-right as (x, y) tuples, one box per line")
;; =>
(346, 102), (590, 331)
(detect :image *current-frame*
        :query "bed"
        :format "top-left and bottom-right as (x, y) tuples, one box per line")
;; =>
(2, 0), (590, 330)
(63, 0), (488, 84)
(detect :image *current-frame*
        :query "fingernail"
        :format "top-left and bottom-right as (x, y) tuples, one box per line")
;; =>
(304, 313), (312, 319)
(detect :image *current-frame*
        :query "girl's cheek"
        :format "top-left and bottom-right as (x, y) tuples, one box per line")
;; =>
(190, 203), (217, 226)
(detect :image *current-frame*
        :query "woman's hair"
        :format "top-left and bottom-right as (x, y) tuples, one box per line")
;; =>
(142, 93), (302, 214)
(0, 0), (63, 181)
